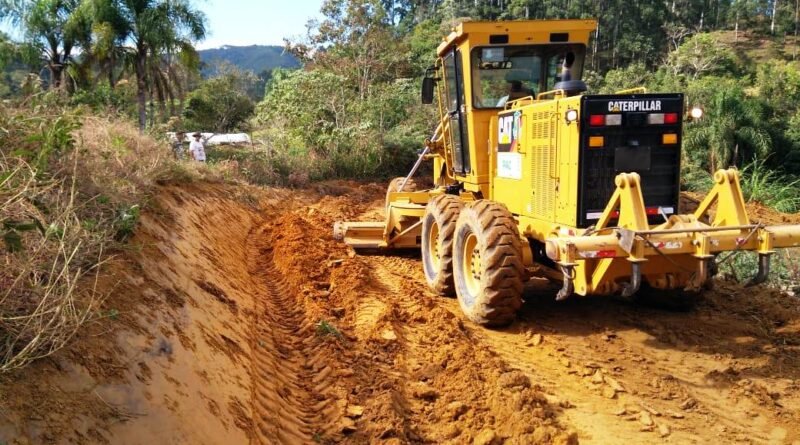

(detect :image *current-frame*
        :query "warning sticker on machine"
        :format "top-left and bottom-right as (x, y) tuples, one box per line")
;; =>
(497, 152), (522, 179)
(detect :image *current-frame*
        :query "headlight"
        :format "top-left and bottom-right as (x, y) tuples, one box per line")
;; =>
(565, 109), (578, 124)
(690, 106), (703, 120)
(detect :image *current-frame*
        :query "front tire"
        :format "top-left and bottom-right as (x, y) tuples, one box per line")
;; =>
(452, 200), (524, 327)
(421, 195), (463, 296)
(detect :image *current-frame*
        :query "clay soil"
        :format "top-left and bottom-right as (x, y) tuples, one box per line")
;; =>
(1, 181), (799, 444)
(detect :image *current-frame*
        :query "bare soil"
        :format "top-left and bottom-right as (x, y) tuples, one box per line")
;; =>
(1, 181), (798, 444)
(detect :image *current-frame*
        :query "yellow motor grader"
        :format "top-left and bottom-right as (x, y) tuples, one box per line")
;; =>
(334, 19), (800, 326)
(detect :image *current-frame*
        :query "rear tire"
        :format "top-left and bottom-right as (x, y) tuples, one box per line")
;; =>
(385, 177), (419, 210)
(421, 195), (463, 296)
(452, 200), (524, 327)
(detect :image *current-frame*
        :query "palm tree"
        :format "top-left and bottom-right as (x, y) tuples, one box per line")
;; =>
(145, 41), (200, 124)
(88, 16), (127, 88)
(0, 0), (92, 89)
(85, 0), (205, 131)
(684, 87), (772, 172)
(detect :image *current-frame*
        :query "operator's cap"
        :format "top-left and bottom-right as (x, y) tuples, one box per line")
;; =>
(192, 132), (202, 137)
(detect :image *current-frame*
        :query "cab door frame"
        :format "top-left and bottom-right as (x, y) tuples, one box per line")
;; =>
(442, 48), (471, 175)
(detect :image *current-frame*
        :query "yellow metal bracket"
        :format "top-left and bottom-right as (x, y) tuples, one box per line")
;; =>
(506, 95), (535, 108)
(693, 169), (750, 227)
(595, 173), (649, 232)
(615, 87), (647, 94)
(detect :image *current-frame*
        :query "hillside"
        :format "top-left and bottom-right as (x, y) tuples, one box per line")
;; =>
(199, 45), (300, 74)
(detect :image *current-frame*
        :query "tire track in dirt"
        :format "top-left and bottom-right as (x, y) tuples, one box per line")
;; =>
(263, 194), (574, 443)
(238, 184), (798, 444)
(248, 224), (341, 444)
(372, 251), (800, 444)
(361, 254), (575, 444)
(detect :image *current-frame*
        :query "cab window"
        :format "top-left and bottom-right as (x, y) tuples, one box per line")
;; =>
(443, 53), (458, 112)
(471, 44), (586, 109)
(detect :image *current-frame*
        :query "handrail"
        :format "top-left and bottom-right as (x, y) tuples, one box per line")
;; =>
(505, 95), (535, 109)
(536, 89), (566, 101)
(615, 87), (647, 94)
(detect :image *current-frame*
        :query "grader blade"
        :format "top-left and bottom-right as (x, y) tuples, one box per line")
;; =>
(333, 221), (386, 249)
(334, 190), (430, 250)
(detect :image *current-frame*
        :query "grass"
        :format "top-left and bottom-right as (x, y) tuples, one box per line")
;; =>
(682, 158), (800, 213)
(0, 157), (105, 372)
(0, 94), (221, 373)
(717, 248), (800, 290)
(315, 320), (344, 340)
(738, 159), (800, 213)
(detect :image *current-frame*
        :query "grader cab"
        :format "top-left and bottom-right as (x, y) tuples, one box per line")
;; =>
(333, 20), (800, 326)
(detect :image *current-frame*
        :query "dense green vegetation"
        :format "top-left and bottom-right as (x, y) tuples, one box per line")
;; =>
(246, 0), (800, 196)
(1, 0), (800, 189)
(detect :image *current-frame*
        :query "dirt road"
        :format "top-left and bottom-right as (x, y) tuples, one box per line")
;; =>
(1, 181), (798, 444)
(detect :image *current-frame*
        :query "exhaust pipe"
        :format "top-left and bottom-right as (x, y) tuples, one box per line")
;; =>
(620, 262), (642, 299)
(747, 253), (772, 287)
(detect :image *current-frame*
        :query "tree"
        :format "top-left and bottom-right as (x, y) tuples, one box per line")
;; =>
(0, 0), (92, 89)
(684, 87), (772, 172)
(295, 0), (413, 97)
(86, 0), (206, 131)
(0, 31), (15, 69)
(666, 33), (736, 80)
(182, 66), (256, 133)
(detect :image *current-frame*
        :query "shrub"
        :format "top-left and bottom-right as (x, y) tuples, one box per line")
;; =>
(0, 99), (178, 372)
(0, 158), (104, 372)
(69, 83), (136, 115)
(681, 158), (800, 213)
(255, 69), (422, 180)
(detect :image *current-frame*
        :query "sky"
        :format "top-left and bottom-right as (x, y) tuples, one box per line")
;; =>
(197, 0), (324, 49)
(0, 0), (322, 49)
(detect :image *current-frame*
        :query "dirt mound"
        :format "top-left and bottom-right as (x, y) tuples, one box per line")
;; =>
(0, 183), (303, 444)
(1, 180), (798, 444)
(682, 191), (800, 225)
(267, 197), (574, 444)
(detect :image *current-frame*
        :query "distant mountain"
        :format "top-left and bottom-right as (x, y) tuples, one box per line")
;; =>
(198, 45), (300, 75)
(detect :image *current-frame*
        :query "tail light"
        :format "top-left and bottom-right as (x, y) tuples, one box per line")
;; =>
(589, 136), (604, 148)
(647, 113), (679, 125)
(589, 115), (605, 126)
(662, 133), (678, 145)
(590, 112), (678, 126)
(589, 114), (622, 126)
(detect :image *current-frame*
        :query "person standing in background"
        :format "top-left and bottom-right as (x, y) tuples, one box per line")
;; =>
(172, 132), (186, 160)
(189, 132), (206, 162)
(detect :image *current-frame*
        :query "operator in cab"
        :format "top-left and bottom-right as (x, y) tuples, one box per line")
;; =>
(496, 71), (534, 107)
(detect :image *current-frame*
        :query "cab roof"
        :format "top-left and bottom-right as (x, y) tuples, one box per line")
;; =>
(437, 19), (598, 57)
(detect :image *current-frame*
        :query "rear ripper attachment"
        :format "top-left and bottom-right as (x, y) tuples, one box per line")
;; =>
(546, 169), (800, 299)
